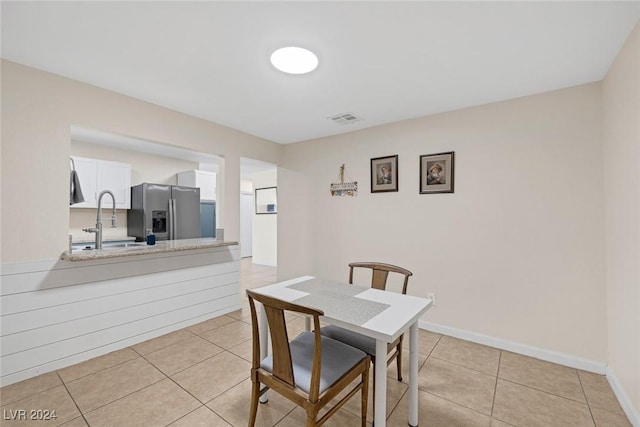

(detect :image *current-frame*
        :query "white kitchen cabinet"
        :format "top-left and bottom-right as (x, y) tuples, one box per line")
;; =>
(71, 157), (98, 207)
(177, 170), (216, 201)
(71, 156), (131, 209)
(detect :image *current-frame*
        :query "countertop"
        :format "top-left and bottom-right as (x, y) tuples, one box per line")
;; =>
(61, 238), (238, 261)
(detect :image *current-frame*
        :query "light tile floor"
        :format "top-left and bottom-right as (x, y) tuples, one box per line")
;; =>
(0, 258), (632, 426)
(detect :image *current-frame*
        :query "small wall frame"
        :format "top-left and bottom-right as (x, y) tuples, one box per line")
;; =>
(420, 151), (454, 194)
(371, 155), (398, 193)
(255, 186), (277, 214)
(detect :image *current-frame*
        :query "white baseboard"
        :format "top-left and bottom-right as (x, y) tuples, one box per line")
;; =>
(606, 366), (640, 427)
(419, 320), (607, 374)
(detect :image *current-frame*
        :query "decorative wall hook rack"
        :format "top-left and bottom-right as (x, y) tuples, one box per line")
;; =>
(330, 164), (358, 196)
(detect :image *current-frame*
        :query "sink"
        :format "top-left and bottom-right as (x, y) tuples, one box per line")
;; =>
(102, 242), (146, 248)
(73, 241), (146, 251)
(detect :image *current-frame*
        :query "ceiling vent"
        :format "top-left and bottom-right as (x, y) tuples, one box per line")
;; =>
(327, 112), (363, 125)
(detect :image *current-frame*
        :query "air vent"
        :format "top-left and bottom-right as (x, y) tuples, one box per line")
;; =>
(327, 112), (363, 125)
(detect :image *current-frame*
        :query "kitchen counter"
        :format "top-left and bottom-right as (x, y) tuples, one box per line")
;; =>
(61, 237), (238, 261)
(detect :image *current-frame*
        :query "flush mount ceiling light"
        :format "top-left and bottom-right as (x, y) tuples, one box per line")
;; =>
(270, 46), (318, 74)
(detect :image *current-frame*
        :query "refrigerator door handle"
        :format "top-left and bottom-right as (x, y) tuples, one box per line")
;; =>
(167, 199), (171, 240)
(168, 199), (175, 240)
(172, 198), (177, 240)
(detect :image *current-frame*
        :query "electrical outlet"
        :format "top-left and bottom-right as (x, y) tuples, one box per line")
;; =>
(427, 292), (436, 306)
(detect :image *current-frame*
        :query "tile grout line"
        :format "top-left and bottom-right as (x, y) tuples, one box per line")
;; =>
(576, 368), (599, 426)
(56, 371), (90, 426)
(411, 334), (502, 419)
(56, 350), (141, 384)
(162, 405), (207, 427)
(421, 336), (501, 421)
(0, 381), (61, 407)
(427, 354), (499, 377)
(141, 347), (225, 386)
(271, 405), (299, 426)
(69, 373), (167, 418)
(421, 389), (495, 420)
(159, 349), (251, 405)
(499, 376), (592, 406)
(140, 349), (250, 426)
(161, 360), (208, 407)
(490, 350), (503, 418)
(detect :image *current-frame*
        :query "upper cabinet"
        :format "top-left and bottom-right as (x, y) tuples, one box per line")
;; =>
(177, 170), (217, 201)
(71, 156), (131, 209)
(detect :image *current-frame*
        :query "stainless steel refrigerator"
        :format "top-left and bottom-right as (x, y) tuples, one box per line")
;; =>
(128, 183), (201, 241)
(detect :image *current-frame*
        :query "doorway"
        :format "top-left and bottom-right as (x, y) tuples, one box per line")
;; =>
(240, 157), (277, 266)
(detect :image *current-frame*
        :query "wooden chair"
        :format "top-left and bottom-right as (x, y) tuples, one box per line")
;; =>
(320, 262), (412, 416)
(246, 289), (370, 427)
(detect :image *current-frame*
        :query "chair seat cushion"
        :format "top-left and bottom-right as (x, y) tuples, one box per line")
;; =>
(320, 325), (377, 355)
(260, 331), (367, 394)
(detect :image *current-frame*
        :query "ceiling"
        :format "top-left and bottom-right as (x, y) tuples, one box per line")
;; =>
(2, 2), (639, 145)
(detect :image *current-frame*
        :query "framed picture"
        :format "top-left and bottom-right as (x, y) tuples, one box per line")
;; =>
(255, 186), (277, 214)
(371, 155), (398, 193)
(420, 151), (454, 194)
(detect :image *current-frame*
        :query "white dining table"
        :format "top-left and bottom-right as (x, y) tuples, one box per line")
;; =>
(249, 275), (432, 427)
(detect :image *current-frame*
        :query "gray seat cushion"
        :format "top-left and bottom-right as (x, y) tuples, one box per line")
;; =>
(260, 331), (367, 394)
(320, 325), (376, 355)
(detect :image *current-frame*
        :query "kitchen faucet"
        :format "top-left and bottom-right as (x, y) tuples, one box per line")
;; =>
(83, 190), (117, 249)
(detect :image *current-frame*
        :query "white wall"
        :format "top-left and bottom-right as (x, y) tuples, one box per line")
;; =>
(279, 83), (607, 363)
(251, 169), (277, 266)
(1, 60), (282, 262)
(603, 22), (640, 420)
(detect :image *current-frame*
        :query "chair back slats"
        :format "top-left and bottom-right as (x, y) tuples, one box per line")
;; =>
(371, 269), (389, 290)
(263, 305), (295, 387)
(348, 262), (413, 294)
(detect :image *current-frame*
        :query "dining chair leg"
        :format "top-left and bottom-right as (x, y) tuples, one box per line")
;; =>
(248, 379), (259, 427)
(306, 414), (315, 427)
(396, 343), (403, 381)
(361, 368), (369, 427)
(371, 359), (376, 424)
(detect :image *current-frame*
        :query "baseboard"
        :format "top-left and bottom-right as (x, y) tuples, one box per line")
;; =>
(606, 366), (640, 427)
(419, 320), (607, 374)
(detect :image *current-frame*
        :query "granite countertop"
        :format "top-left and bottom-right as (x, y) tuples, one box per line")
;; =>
(61, 238), (238, 261)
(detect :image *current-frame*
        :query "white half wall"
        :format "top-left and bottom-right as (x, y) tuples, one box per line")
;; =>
(0, 245), (240, 387)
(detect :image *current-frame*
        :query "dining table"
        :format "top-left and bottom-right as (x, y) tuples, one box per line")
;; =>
(249, 275), (433, 427)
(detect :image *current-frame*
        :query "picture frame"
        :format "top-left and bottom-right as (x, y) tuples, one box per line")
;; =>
(255, 186), (277, 214)
(371, 155), (398, 193)
(420, 151), (454, 194)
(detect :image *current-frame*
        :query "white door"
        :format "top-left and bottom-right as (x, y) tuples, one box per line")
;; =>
(240, 192), (253, 258)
